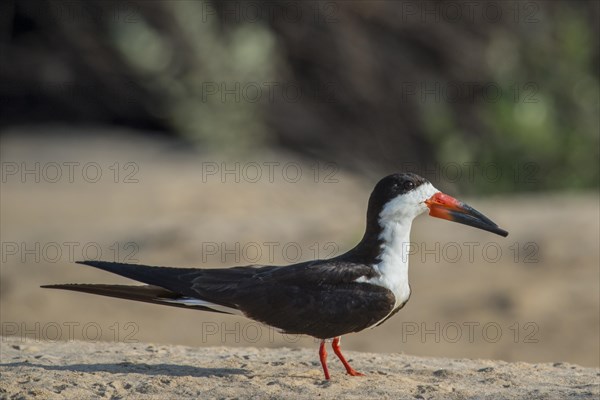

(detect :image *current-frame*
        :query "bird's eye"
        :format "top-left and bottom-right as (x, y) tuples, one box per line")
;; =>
(403, 181), (415, 191)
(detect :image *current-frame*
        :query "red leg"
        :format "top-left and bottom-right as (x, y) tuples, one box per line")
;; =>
(319, 340), (331, 380)
(332, 337), (364, 376)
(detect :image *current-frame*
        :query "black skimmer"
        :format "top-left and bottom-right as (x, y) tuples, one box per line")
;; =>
(42, 173), (508, 379)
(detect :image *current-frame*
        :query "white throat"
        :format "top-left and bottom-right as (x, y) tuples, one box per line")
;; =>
(356, 182), (439, 311)
(367, 218), (413, 309)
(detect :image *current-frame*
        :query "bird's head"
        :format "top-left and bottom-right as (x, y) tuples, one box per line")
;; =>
(371, 173), (508, 237)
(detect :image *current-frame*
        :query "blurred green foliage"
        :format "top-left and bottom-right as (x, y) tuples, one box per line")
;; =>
(111, 1), (277, 152)
(421, 3), (598, 194)
(21, 0), (595, 194)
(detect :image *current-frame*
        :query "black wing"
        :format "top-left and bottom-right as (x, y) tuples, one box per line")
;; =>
(44, 260), (396, 339)
(231, 260), (396, 338)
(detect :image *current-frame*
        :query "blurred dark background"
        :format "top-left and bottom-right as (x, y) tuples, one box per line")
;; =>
(1, 0), (598, 193)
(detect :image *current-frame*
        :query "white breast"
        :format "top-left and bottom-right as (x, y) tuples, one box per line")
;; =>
(355, 220), (412, 309)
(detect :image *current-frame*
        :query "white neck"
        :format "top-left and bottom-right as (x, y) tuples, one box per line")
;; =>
(355, 181), (439, 309)
(355, 217), (413, 309)
(372, 218), (413, 307)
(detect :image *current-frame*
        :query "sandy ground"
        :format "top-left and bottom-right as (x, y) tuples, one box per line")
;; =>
(1, 128), (599, 377)
(1, 337), (599, 400)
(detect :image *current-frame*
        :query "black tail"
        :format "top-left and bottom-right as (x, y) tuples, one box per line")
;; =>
(67, 260), (225, 301)
(74, 260), (198, 288)
(42, 260), (264, 309)
(40, 283), (230, 313)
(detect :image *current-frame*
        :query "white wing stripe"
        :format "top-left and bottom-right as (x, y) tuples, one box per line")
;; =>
(160, 297), (243, 315)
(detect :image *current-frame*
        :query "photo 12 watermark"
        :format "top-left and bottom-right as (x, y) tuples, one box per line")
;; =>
(26, 1), (541, 27)
(198, 241), (340, 264)
(194, 320), (540, 345)
(199, 161), (339, 183)
(399, 81), (540, 104)
(403, 241), (540, 264)
(199, 81), (337, 104)
(1, 161), (140, 184)
(397, 1), (541, 24)
(191, 240), (539, 266)
(1, 241), (140, 264)
(396, 161), (540, 185)
(399, 321), (539, 344)
(30, 1), (142, 24)
(200, 1), (339, 24)
(1, 321), (140, 343)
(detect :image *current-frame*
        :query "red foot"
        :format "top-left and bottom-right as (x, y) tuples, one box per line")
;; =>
(346, 368), (365, 377)
(332, 337), (365, 377)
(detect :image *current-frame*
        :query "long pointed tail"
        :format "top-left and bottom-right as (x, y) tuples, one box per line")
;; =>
(42, 260), (250, 312)
(73, 260), (198, 290)
(40, 283), (231, 314)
